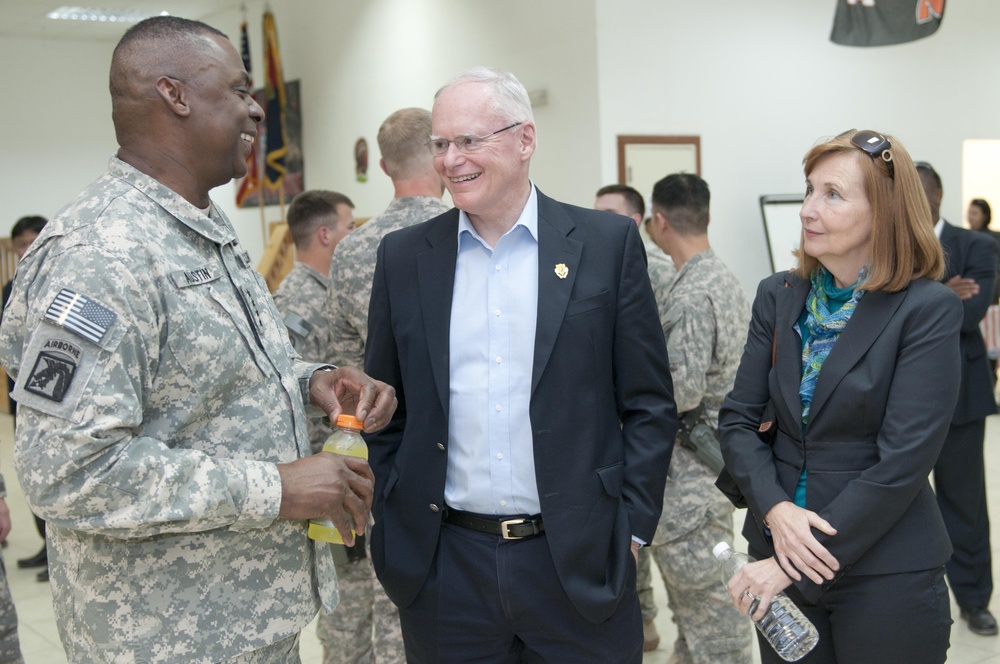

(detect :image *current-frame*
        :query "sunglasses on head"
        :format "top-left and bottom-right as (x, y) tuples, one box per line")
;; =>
(841, 129), (895, 180)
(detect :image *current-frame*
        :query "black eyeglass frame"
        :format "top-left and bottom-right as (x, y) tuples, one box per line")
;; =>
(848, 129), (895, 180)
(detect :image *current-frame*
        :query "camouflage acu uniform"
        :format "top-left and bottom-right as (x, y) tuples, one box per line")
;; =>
(272, 262), (334, 454)
(0, 157), (338, 664)
(637, 239), (675, 623)
(649, 248), (753, 664)
(0, 477), (23, 664)
(320, 196), (448, 663)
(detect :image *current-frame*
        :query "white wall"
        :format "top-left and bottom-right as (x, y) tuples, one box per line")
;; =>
(3, 0), (998, 288)
(595, 0), (1000, 293)
(2, 37), (117, 222)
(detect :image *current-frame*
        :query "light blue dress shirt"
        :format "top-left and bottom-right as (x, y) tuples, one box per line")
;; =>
(445, 185), (540, 516)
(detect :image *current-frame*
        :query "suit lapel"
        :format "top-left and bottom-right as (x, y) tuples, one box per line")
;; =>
(416, 211), (459, 415)
(532, 192), (583, 396)
(775, 273), (809, 427)
(807, 287), (907, 424)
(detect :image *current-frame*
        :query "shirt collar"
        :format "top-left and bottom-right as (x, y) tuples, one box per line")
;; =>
(109, 155), (237, 245)
(934, 217), (944, 238)
(457, 182), (539, 248)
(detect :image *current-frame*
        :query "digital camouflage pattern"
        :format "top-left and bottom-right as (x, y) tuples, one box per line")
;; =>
(0, 157), (338, 663)
(272, 262), (335, 453)
(325, 196), (451, 369)
(317, 551), (405, 664)
(0, 478), (23, 664)
(651, 248), (752, 664)
(645, 239), (677, 323)
(321, 197), (446, 662)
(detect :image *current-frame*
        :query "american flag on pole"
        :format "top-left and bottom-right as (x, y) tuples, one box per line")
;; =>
(45, 289), (117, 344)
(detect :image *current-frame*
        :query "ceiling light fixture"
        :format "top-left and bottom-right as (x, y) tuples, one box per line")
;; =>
(46, 6), (170, 23)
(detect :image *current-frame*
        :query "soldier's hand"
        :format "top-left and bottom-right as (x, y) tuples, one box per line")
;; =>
(309, 366), (397, 432)
(276, 452), (375, 544)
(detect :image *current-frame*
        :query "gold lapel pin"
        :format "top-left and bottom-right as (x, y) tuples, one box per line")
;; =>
(554, 263), (569, 279)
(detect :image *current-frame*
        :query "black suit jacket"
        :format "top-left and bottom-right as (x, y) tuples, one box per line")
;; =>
(939, 221), (999, 425)
(364, 189), (677, 623)
(719, 272), (962, 602)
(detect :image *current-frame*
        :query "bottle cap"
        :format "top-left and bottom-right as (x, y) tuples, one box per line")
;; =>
(335, 414), (364, 429)
(712, 542), (732, 559)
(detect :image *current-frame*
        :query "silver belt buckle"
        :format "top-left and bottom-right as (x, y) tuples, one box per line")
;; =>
(500, 517), (528, 540)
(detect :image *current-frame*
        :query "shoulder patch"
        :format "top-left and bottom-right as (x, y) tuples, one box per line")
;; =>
(282, 312), (313, 339)
(44, 289), (118, 345)
(23, 347), (77, 402)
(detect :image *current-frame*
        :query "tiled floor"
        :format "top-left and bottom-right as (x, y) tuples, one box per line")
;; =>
(5, 412), (1000, 662)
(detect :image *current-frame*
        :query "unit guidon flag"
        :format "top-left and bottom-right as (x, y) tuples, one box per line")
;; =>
(831, 0), (945, 47)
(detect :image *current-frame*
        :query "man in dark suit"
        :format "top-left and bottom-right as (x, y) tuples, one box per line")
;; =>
(918, 161), (1000, 636)
(364, 67), (677, 662)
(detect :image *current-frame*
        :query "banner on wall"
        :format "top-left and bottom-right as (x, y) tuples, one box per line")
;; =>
(263, 10), (288, 190)
(235, 18), (260, 207)
(830, 0), (945, 47)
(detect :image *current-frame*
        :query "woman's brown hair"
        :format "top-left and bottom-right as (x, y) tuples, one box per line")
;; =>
(792, 131), (944, 292)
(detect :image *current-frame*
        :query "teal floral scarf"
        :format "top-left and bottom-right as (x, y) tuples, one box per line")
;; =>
(799, 268), (866, 424)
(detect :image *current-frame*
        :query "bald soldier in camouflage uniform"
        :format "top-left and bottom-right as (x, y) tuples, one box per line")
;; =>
(273, 190), (356, 454)
(646, 174), (753, 664)
(0, 17), (395, 664)
(593, 183), (675, 651)
(320, 107), (448, 663)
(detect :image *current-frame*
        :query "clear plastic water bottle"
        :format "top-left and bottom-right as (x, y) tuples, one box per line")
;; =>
(712, 542), (819, 662)
(308, 414), (367, 545)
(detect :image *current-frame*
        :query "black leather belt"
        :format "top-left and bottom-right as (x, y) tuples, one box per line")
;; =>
(444, 508), (544, 540)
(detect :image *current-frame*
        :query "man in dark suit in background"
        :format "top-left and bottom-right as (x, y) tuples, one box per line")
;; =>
(364, 67), (677, 662)
(918, 161), (1000, 636)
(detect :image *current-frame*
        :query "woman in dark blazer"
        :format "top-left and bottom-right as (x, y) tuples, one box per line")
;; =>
(718, 130), (961, 663)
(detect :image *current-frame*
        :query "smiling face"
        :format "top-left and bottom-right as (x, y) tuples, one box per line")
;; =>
(800, 151), (873, 286)
(185, 33), (264, 190)
(430, 82), (534, 227)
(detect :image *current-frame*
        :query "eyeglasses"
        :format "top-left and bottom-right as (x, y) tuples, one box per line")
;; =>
(847, 129), (894, 180)
(427, 122), (522, 156)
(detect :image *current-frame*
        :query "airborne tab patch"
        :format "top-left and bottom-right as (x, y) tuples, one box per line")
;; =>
(44, 289), (117, 345)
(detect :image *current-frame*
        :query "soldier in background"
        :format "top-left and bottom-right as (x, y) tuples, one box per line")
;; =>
(320, 107), (448, 663)
(645, 173), (753, 664)
(0, 16), (395, 662)
(3, 216), (51, 583)
(593, 183), (673, 652)
(272, 189), (356, 454)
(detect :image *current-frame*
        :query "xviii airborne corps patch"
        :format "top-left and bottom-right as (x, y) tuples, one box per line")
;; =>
(24, 342), (80, 402)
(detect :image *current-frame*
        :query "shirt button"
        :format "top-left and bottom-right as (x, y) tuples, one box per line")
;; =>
(497, 453), (503, 460)
(495, 404), (502, 412)
(500, 499), (507, 507)
(495, 356), (502, 364)
(495, 264), (502, 271)
(494, 309), (501, 316)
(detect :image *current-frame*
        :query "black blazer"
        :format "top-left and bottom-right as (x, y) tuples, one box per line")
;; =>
(364, 189), (677, 623)
(719, 272), (962, 602)
(939, 221), (999, 425)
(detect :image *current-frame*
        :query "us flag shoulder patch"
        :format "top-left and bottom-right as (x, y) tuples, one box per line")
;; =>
(45, 288), (118, 345)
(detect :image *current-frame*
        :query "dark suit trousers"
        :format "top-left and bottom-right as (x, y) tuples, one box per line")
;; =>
(934, 418), (994, 609)
(756, 567), (951, 664)
(397, 523), (642, 663)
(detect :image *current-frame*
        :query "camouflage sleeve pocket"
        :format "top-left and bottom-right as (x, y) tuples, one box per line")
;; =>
(12, 294), (128, 423)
